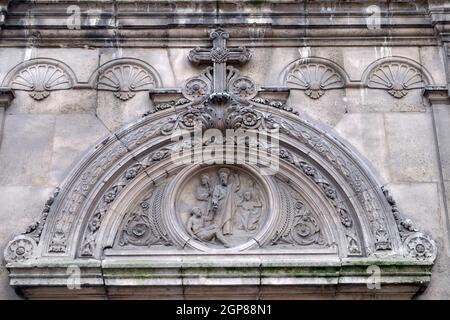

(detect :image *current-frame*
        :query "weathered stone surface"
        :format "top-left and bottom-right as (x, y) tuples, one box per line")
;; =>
(95, 91), (151, 131)
(384, 112), (440, 182)
(0, 1), (448, 300)
(0, 114), (55, 185)
(7, 90), (97, 114)
(388, 183), (441, 236)
(49, 114), (109, 185)
(35, 48), (99, 83)
(335, 113), (390, 182)
(432, 105), (450, 180)
(289, 90), (347, 127)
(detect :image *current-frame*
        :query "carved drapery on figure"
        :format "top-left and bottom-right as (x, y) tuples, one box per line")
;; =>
(3, 28), (436, 299)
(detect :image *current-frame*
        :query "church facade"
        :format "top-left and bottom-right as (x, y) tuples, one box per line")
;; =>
(0, 0), (449, 299)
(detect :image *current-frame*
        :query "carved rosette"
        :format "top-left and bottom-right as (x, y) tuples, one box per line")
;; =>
(97, 64), (157, 101)
(367, 62), (425, 98)
(182, 77), (211, 101)
(404, 233), (436, 261)
(229, 76), (257, 100)
(4, 236), (36, 263)
(10, 64), (72, 100)
(285, 62), (344, 99)
(272, 181), (325, 247)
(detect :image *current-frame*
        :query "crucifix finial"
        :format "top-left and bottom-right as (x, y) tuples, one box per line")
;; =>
(188, 28), (251, 102)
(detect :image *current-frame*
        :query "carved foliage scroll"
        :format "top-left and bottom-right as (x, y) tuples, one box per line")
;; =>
(117, 185), (172, 248)
(271, 180), (325, 247)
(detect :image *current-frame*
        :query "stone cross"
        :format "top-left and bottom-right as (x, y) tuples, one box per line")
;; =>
(188, 28), (251, 100)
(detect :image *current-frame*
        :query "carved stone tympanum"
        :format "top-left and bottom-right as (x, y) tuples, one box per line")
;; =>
(3, 28), (437, 299)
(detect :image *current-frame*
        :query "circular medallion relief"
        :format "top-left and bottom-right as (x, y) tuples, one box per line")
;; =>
(166, 165), (272, 250)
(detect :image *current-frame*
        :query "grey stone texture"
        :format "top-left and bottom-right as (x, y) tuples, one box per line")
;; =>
(0, 0), (449, 299)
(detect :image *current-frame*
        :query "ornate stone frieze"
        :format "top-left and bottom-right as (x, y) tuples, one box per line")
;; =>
(79, 149), (171, 256)
(277, 149), (360, 254)
(367, 62), (425, 98)
(250, 97), (298, 115)
(284, 61), (345, 99)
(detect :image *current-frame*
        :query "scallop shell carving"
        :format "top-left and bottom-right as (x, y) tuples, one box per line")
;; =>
(10, 64), (72, 101)
(285, 63), (344, 99)
(368, 62), (425, 98)
(97, 64), (156, 101)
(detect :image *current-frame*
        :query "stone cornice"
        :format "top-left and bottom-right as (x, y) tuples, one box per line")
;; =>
(8, 256), (433, 299)
(0, 0), (441, 47)
(423, 85), (450, 105)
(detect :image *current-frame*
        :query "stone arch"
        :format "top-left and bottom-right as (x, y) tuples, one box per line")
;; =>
(3, 97), (436, 298)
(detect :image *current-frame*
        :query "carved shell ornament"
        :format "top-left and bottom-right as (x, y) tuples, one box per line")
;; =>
(97, 64), (157, 101)
(368, 62), (425, 98)
(285, 62), (345, 99)
(10, 64), (72, 100)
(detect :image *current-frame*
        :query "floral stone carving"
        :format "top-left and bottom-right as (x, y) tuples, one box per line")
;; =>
(4, 236), (36, 263)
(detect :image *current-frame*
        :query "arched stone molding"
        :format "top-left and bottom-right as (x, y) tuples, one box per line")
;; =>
(279, 57), (349, 100)
(88, 58), (162, 101)
(362, 56), (434, 99)
(3, 100), (436, 296)
(2, 58), (77, 101)
(3, 30), (437, 299)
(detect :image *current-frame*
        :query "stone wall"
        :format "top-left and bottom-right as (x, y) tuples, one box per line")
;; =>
(0, 0), (449, 299)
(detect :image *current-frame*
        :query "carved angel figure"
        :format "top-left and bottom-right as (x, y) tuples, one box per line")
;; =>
(237, 191), (262, 232)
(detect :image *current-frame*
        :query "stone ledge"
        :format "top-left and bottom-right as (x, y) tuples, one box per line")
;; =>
(7, 257), (433, 299)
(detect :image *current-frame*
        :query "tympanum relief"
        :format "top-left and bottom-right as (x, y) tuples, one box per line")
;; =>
(177, 167), (267, 248)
